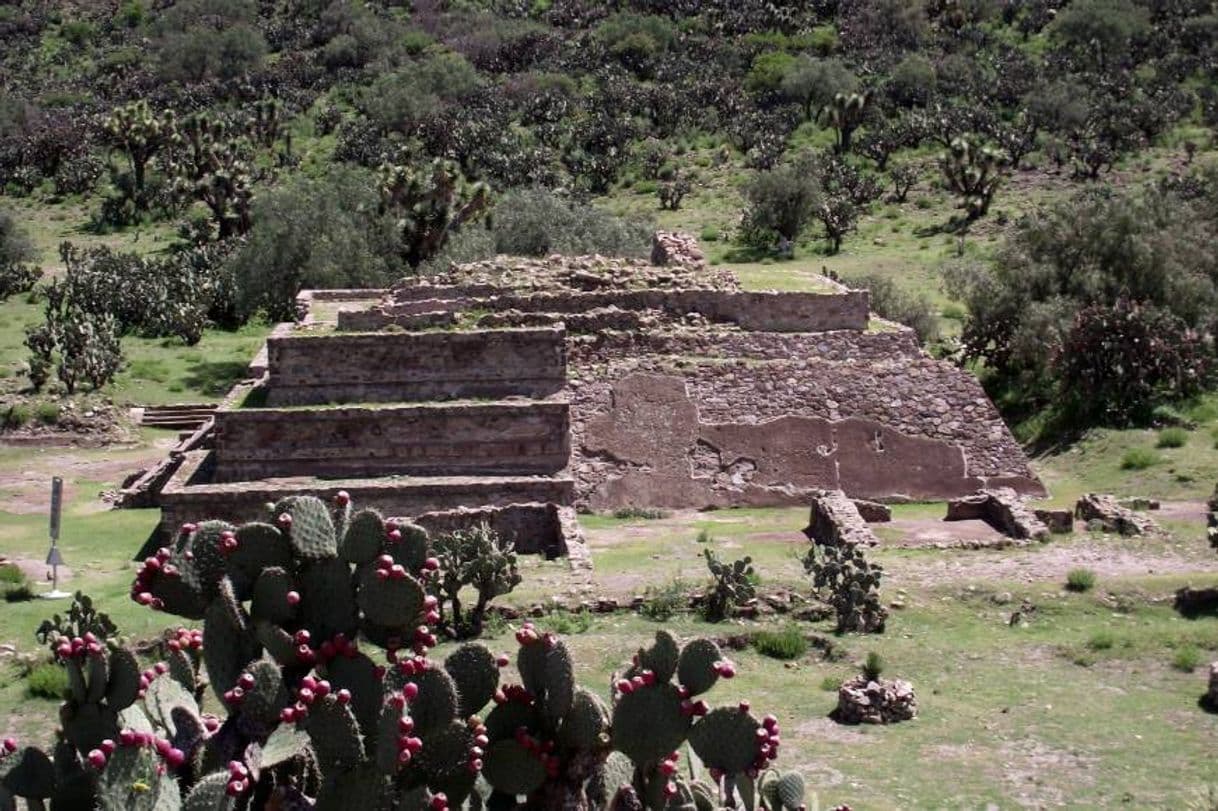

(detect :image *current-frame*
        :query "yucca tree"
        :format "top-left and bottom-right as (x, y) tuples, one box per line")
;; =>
(820, 91), (869, 155)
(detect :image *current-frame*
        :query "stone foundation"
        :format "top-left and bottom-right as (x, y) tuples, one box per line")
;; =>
(803, 491), (880, 547)
(1075, 493), (1159, 536)
(832, 675), (918, 725)
(946, 489), (1049, 542)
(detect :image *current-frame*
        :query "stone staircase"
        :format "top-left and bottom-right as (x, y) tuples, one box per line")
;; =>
(138, 404), (217, 432)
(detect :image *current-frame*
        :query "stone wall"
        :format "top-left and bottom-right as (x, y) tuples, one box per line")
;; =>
(213, 401), (570, 480)
(264, 327), (566, 405)
(651, 231), (707, 269)
(945, 488), (1049, 541)
(160, 451), (574, 543)
(341, 289), (871, 334)
(804, 491), (880, 547)
(574, 374), (1019, 508)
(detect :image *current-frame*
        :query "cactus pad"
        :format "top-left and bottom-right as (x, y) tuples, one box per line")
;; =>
(761, 771), (805, 811)
(105, 647), (141, 711)
(277, 496), (337, 560)
(557, 688), (609, 750)
(482, 739), (546, 796)
(518, 638), (574, 724)
(203, 596), (258, 703)
(166, 647), (197, 696)
(251, 567), (297, 625)
(299, 559), (358, 642)
(325, 652), (383, 745)
(183, 772), (233, 811)
(306, 694), (366, 771)
(0, 747), (55, 799)
(228, 522), (293, 598)
(61, 700), (119, 754)
(95, 745), (180, 811)
(677, 639), (722, 697)
(240, 660), (289, 730)
(390, 666), (459, 735)
(610, 683), (691, 766)
(340, 509), (386, 565)
(444, 643), (500, 719)
(144, 674), (198, 736)
(483, 699), (541, 743)
(357, 567), (425, 629)
(416, 719), (475, 784)
(636, 630), (680, 685)
(85, 650), (108, 703)
(688, 707), (760, 775)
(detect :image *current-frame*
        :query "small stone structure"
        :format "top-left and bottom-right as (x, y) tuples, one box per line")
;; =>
(1034, 508), (1074, 534)
(803, 490), (880, 547)
(132, 237), (1043, 560)
(651, 230), (707, 269)
(945, 488), (1049, 542)
(1075, 493), (1159, 536)
(832, 675), (918, 725)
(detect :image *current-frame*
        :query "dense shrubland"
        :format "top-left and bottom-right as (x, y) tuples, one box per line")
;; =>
(0, 0), (1216, 425)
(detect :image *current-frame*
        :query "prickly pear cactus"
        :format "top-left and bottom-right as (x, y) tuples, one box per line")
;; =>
(700, 549), (757, 622)
(126, 492), (497, 808)
(803, 540), (887, 634)
(480, 625), (790, 811)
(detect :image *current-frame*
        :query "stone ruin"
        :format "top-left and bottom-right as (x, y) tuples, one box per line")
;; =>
(832, 674), (918, 725)
(130, 235), (1044, 564)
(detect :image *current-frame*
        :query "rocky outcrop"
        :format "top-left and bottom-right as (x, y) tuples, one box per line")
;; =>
(1075, 493), (1160, 536)
(945, 488), (1049, 541)
(804, 490), (880, 547)
(832, 676), (918, 725)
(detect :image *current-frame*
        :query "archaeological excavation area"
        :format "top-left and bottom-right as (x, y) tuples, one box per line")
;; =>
(125, 237), (1046, 562)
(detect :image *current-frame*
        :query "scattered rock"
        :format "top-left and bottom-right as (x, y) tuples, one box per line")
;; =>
(1075, 493), (1160, 536)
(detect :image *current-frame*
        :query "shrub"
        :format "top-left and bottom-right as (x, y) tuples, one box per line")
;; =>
(804, 541), (887, 634)
(1120, 448), (1161, 470)
(1156, 427), (1189, 448)
(640, 578), (688, 621)
(0, 208), (38, 301)
(1172, 645), (1202, 673)
(3, 582), (34, 602)
(540, 609), (593, 635)
(845, 271), (939, 344)
(740, 159), (820, 249)
(752, 626), (808, 660)
(429, 521), (522, 639)
(489, 188), (652, 258)
(820, 675), (840, 691)
(2, 403), (31, 429)
(25, 663), (67, 699)
(780, 56), (857, 121)
(862, 651), (884, 681)
(226, 167), (401, 321)
(700, 549), (756, 622)
(0, 564), (25, 584)
(1066, 568), (1097, 592)
(1087, 630), (1115, 650)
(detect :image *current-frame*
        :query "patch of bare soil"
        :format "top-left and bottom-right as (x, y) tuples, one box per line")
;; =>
(0, 438), (172, 514)
(995, 738), (1099, 809)
(886, 516), (1015, 548)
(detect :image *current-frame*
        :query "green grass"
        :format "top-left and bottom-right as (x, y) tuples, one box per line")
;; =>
(1171, 645), (1202, 673)
(1121, 447), (1161, 471)
(24, 663), (67, 700)
(752, 625), (808, 660)
(1156, 427), (1190, 448)
(1066, 568), (1097, 592)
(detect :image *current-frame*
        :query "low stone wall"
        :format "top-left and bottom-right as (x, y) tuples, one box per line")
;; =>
(342, 289), (871, 334)
(1075, 493), (1159, 536)
(946, 489), (1049, 541)
(413, 503), (577, 559)
(160, 451), (574, 540)
(264, 327), (567, 405)
(804, 491), (880, 547)
(651, 231), (707, 269)
(213, 400), (570, 480)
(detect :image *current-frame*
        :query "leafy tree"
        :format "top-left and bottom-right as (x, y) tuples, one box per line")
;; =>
(1049, 0), (1151, 69)
(780, 56), (858, 121)
(486, 188), (652, 257)
(740, 159), (821, 251)
(1055, 298), (1214, 425)
(0, 208), (38, 300)
(745, 51), (797, 95)
(592, 12), (677, 78)
(153, 0), (267, 83)
(885, 53), (936, 108)
(226, 167), (401, 321)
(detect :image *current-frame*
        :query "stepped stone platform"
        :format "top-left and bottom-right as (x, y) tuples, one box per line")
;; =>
(134, 238), (1043, 561)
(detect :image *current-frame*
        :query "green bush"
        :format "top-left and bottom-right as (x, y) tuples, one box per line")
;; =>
(820, 675), (840, 691)
(0, 565), (25, 584)
(1120, 448), (1161, 470)
(34, 401), (60, 425)
(4, 582), (33, 602)
(862, 651), (884, 681)
(2, 403), (32, 429)
(1066, 568), (1097, 592)
(752, 626), (808, 660)
(540, 610), (593, 635)
(26, 663), (68, 699)
(640, 578), (688, 621)
(1087, 630), (1115, 650)
(845, 271), (939, 344)
(1156, 427), (1189, 448)
(488, 188), (652, 259)
(1171, 645), (1202, 673)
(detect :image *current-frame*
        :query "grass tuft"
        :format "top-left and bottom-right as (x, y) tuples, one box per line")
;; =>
(1155, 427), (1189, 449)
(751, 626), (808, 660)
(1171, 645), (1202, 673)
(612, 507), (669, 521)
(1121, 447), (1161, 470)
(26, 663), (68, 700)
(1066, 568), (1097, 592)
(862, 651), (884, 681)
(1087, 630), (1115, 651)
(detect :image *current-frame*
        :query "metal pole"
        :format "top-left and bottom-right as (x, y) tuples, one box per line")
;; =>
(43, 476), (68, 599)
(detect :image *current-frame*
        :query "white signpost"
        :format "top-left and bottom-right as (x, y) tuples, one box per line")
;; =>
(43, 476), (69, 599)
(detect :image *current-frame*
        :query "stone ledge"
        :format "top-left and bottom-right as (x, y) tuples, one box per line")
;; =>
(945, 488), (1049, 542)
